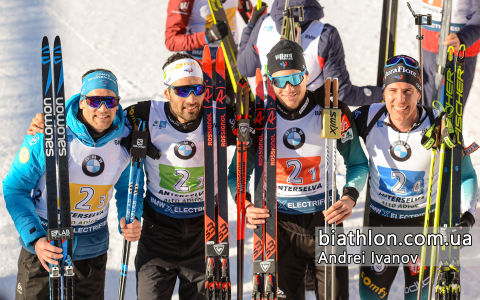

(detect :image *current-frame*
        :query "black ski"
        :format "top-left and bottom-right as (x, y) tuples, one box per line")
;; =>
(42, 36), (62, 300)
(53, 36), (75, 300)
(263, 76), (277, 300)
(252, 69), (266, 300)
(215, 46), (231, 300)
(203, 45), (219, 300)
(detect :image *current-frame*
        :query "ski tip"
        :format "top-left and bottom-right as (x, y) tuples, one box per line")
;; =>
(42, 36), (49, 44)
(54, 36), (61, 44)
(216, 46), (223, 63)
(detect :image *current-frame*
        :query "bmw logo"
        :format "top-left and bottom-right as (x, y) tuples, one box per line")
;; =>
(174, 141), (196, 160)
(283, 128), (305, 150)
(389, 141), (412, 161)
(373, 261), (386, 274)
(82, 155), (105, 177)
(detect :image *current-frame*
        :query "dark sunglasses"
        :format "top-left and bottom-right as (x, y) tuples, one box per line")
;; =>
(165, 83), (206, 97)
(81, 95), (120, 109)
(385, 55), (420, 69)
(267, 68), (307, 88)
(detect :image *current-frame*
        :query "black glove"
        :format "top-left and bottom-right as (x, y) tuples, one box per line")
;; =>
(249, 2), (267, 26)
(206, 21), (229, 43)
(448, 211), (475, 249)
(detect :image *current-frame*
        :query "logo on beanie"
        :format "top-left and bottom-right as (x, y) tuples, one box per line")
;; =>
(394, 75), (403, 80)
(275, 53), (293, 60)
(280, 61), (288, 68)
(184, 68), (193, 73)
(385, 66), (418, 78)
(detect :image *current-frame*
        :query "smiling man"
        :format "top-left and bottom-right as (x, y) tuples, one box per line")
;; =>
(5, 69), (143, 299)
(122, 53), (241, 300)
(228, 39), (369, 299)
(352, 55), (478, 300)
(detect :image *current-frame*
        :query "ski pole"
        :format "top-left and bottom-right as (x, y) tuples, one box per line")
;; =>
(322, 78), (332, 299)
(118, 120), (148, 300)
(330, 78), (340, 299)
(236, 79), (250, 300)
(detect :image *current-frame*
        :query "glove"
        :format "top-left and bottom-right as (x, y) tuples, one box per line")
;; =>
(449, 211), (475, 249)
(205, 21), (229, 43)
(249, 2), (268, 26)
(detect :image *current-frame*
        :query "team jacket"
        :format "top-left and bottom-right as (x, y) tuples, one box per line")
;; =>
(227, 88), (369, 234)
(237, 0), (382, 106)
(122, 100), (238, 222)
(165, 0), (239, 61)
(354, 103), (478, 219)
(422, 0), (480, 56)
(2, 94), (142, 260)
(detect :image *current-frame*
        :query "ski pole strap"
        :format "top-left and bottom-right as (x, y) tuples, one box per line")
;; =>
(120, 131), (161, 160)
(421, 102), (455, 150)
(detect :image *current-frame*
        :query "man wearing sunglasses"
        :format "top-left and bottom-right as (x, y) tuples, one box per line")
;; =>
(7, 69), (143, 299)
(121, 53), (240, 300)
(237, 0), (383, 106)
(228, 39), (369, 299)
(352, 55), (477, 299)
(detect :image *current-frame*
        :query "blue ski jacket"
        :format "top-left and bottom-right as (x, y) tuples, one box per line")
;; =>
(2, 94), (144, 260)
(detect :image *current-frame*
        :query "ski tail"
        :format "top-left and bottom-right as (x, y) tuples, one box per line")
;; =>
(264, 77), (277, 300)
(215, 46), (232, 299)
(252, 69), (265, 300)
(432, 0), (453, 102)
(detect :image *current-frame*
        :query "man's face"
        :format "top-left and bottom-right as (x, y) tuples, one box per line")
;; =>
(79, 88), (119, 132)
(384, 82), (421, 123)
(164, 76), (204, 123)
(271, 69), (309, 110)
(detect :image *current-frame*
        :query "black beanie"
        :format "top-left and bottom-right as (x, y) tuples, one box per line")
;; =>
(266, 40), (306, 75)
(383, 60), (422, 94)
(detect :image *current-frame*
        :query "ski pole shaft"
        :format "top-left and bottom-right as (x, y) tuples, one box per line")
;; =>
(322, 78), (332, 300)
(331, 78), (339, 299)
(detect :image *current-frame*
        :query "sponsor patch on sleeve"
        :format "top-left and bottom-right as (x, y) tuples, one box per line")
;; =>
(19, 147), (30, 164)
(341, 114), (351, 133)
(464, 142), (479, 156)
(341, 128), (353, 143)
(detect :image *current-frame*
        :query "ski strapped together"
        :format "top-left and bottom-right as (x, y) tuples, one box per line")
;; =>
(252, 69), (266, 300)
(118, 120), (149, 300)
(263, 76), (278, 300)
(42, 36), (75, 300)
(435, 44), (466, 300)
(236, 77), (250, 300)
(216, 45), (232, 300)
(203, 45), (231, 300)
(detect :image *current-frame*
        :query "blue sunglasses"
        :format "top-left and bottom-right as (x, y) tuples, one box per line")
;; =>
(385, 55), (420, 69)
(268, 68), (307, 88)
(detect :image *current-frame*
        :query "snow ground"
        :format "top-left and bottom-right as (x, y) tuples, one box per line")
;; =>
(0, 0), (479, 299)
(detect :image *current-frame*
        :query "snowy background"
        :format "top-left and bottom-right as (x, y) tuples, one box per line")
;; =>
(0, 0), (479, 299)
